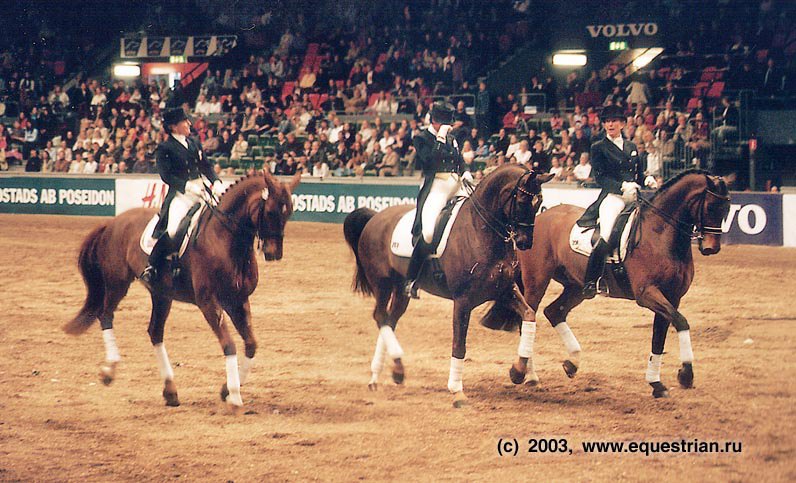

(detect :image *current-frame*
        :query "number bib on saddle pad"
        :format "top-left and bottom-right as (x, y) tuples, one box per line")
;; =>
(569, 207), (639, 263)
(140, 204), (206, 257)
(391, 198), (467, 258)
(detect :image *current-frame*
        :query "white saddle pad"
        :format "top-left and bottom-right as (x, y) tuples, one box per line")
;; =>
(391, 198), (467, 258)
(569, 210), (637, 263)
(139, 206), (206, 257)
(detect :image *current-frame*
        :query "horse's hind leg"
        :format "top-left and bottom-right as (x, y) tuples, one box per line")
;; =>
(543, 284), (585, 378)
(98, 281), (131, 385)
(647, 313), (671, 398)
(147, 294), (179, 407)
(220, 300), (256, 402)
(369, 280), (406, 390)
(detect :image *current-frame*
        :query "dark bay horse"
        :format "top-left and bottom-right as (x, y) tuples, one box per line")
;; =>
(503, 169), (730, 397)
(64, 171), (299, 409)
(344, 165), (552, 406)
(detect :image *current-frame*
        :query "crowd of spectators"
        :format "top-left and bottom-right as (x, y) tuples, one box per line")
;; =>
(0, 0), (792, 188)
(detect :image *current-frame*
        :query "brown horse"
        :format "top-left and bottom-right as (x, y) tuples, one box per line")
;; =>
(64, 171), (299, 409)
(500, 169), (730, 398)
(344, 164), (552, 406)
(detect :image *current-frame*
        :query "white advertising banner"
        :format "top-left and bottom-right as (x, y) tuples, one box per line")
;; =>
(784, 194), (796, 247)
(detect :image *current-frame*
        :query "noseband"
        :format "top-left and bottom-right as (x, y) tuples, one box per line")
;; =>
(639, 175), (730, 240)
(468, 169), (541, 244)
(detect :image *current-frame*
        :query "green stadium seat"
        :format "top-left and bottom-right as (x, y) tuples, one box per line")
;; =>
(216, 156), (231, 169)
(247, 134), (259, 146)
(250, 146), (263, 157)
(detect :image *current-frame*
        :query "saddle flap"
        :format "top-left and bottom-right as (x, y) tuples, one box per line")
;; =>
(140, 205), (205, 258)
(391, 198), (467, 258)
(569, 208), (638, 263)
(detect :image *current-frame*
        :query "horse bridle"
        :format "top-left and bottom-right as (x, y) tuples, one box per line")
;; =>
(639, 175), (730, 240)
(467, 169), (541, 244)
(204, 189), (283, 247)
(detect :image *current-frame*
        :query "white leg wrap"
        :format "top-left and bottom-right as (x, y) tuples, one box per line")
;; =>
(369, 333), (387, 384)
(225, 354), (243, 406)
(379, 325), (404, 359)
(448, 356), (465, 393)
(517, 321), (536, 358)
(102, 329), (121, 363)
(678, 330), (694, 363)
(153, 343), (174, 381)
(645, 352), (663, 383)
(239, 356), (254, 386)
(554, 323), (581, 356)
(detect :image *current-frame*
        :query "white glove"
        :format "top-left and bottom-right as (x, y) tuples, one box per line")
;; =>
(211, 180), (225, 199)
(621, 181), (640, 203)
(436, 124), (452, 143)
(461, 171), (474, 183)
(644, 175), (658, 189)
(184, 182), (204, 198)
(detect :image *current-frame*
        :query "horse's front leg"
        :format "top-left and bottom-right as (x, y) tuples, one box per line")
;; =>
(449, 300), (473, 408)
(647, 313), (671, 398)
(637, 286), (693, 396)
(147, 295), (179, 406)
(509, 284), (540, 386)
(220, 300), (256, 402)
(197, 297), (243, 411)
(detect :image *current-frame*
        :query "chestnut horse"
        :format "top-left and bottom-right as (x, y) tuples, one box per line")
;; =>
(344, 165), (552, 406)
(64, 171), (299, 410)
(501, 169), (730, 397)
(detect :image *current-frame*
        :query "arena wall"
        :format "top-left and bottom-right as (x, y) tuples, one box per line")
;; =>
(1, 174), (792, 247)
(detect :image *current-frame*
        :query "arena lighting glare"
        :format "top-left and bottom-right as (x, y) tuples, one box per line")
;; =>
(632, 48), (664, 69)
(113, 64), (141, 78)
(553, 53), (587, 66)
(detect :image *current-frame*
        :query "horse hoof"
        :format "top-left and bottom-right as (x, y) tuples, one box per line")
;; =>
(509, 365), (526, 385)
(650, 382), (669, 399)
(99, 361), (117, 385)
(220, 383), (229, 401)
(525, 375), (540, 387)
(452, 392), (468, 408)
(163, 390), (180, 407)
(368, 382), (378, 392)
(678, 363), (694, 389)
(392, 359), (405, 385)
(226, 402), (243, 415)
(563, 360), (578, 378)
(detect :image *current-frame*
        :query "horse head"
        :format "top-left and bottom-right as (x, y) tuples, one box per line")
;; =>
(505, 168), (553, 250)
(479, 165), (553, 250)
(256, 171), (300, 261)
(696, 174), (731, 256)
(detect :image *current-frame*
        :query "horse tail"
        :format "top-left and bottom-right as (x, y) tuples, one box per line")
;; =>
(64, 223), (107, 335)
(343, 207), (376, 296)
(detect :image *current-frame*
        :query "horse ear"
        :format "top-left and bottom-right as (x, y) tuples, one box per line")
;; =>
(536, 173), (555, 184)
(722, 172), (737, 189)
(285, 172), (301, 194)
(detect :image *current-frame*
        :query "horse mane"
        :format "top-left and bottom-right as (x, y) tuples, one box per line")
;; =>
(651, 169), (712, 201)
(218, 173), (266, 214)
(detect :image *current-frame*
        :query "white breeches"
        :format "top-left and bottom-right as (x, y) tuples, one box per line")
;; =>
(166, 179), (203, 238)
(598, 193), (626, 243)
(420, 173), (461, 244)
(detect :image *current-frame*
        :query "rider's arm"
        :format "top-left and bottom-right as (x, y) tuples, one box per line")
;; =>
(589, 141), (622, 194)
(156, 145), (188, 193)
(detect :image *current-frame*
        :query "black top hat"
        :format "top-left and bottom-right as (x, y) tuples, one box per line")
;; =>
(431, 101), (455, 124)
(600, 105), (626, 121)
(162, 107), (190, 128)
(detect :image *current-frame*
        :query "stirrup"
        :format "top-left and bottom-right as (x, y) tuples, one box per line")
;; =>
(139, 265), (158, 286)
(404, 280), (420, 299)
(582, 281), (598, 299)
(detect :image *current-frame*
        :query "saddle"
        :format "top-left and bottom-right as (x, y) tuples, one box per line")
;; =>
(569, 203), (639, 263)
(140, 203), (206, 259)
(390, 196), (467, 259)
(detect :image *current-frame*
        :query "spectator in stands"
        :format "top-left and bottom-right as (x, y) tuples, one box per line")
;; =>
(505, 133), (521, 159)
(230, 133), (248, 161)
(549, 156), (564, 181)
(461, 139), (475, 171)
(572, 126), (591, 159)
(573, 152), (592, 185)
(530, 140), (550, 172)
(376, 144), (399, 177)
(202, 128), (220, 156)
(510, 139), (532, 166)
(626, 73), (650, 107)
(760, 57), (784, 96)
(711, 96), (739, 145)
(25, 149), (42, 172)
(217, 129), (234, 157)
(83, 152), (98, 174)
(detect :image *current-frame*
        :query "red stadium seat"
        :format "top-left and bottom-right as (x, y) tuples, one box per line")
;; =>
(686, 97), (700, 110)
(692, 82), (709, 97)
(706, 81), (725, 98)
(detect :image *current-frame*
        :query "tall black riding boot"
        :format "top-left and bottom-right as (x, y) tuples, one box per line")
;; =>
(140, 235), (173, 286)
(404, 239), (429, 299)
(582, 239), (611, 299)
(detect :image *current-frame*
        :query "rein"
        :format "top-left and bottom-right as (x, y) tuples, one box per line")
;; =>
(637, 176), (729, 240)
(465, 169), (537, 245)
